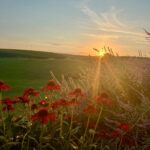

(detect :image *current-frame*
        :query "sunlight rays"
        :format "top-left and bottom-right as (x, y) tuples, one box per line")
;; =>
(91, 57), (101, 97)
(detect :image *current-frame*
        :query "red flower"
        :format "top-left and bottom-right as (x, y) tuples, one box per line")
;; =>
(110, 130), (121, 137)
(120, 135), (136, 147)
(16, 96), (30, 104)
(1, 98), (17, 105)
(31, 104), (38, 110)
(0, 81), (11, 91)
(118, 123), (130, 132)
(96, 130), (110, 138)
(51, 98), (69, 109)
(23, 88), (39, 97)
(67, 99), (80, 106)
(83, 104), (97, 114)
(3, 105), (14, 111)
(42, 80), (61, 92)
(31, 108), (57, 124)
(69, 88), (84, 97)
(95, 92), (112, 105)
(51, 101), (60, 109)
(38, 100), (49, 107)
(1, 98), (16, 111)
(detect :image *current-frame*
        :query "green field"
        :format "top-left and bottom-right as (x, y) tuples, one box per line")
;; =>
(0, 49), (150, 99)
(0, 49), (90, 97)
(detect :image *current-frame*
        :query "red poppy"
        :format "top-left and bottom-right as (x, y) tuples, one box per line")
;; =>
(23, 88), (39, 97)
(31, 108), (57, 124)
(38, 100), (49, 107)
(118, 123), (130, 132)
(0, 81), (11, 91)
(95, 92), (112, 105)
(42, 80), (61, 92)
(83, 104), (97, 114)
(69, 88), (84, 97)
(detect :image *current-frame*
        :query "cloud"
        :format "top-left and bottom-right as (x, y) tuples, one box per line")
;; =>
(80, 5), (145, 40)
(82, 33), (119, 39)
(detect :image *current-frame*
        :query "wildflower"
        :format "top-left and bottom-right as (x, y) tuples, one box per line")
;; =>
(1, 97), (17, 105)
(67, 98), (80, 106)
(3, 105), (14, 111)
(51, 98), (69, 109)
(120, 135), (136, 147)
(23, 88), (39, 97)
(51, 100), (60, 109)
(69, 88), (84, 97)
(83, 104), (97, 114)
(118, 123), (130, 132)
(96, 130), (110, 138)
(42, 80), (61, 92)
(110, 130), (121, 137)
(16, 95), (30, 104)
(58, 99), (69, 106)
(0, 80), (11, 91)
(1, 98), (16, 111)
(38, 100), (49, 107)
(95, 92), (112, 105)
(31, 108), (57, 124)
(31, 104), (38, 110)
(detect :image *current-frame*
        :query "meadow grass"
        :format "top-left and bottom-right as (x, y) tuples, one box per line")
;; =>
(0, 49), (150, 150)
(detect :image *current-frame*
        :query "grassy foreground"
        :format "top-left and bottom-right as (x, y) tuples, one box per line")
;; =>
(0, 49), (150, 150)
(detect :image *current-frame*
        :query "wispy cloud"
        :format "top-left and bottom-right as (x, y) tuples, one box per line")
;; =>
(80, 5), (145, 41)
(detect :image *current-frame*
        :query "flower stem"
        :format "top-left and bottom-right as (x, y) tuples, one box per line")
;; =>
(60, 111), (64, 138)
(81, 115), (91, 149)
(90, 106), (103, 144)
(39, 124), (44, 150)
(0, 92), (6, 136)
(69, 108), (74, 136)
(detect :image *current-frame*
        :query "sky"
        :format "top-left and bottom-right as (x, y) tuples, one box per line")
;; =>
(0, 0), (150, 56)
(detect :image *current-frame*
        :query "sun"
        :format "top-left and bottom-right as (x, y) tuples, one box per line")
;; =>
(98, 49), (106, 57)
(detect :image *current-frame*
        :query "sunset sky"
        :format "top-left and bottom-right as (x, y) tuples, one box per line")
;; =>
(0, 0), (150, 56)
